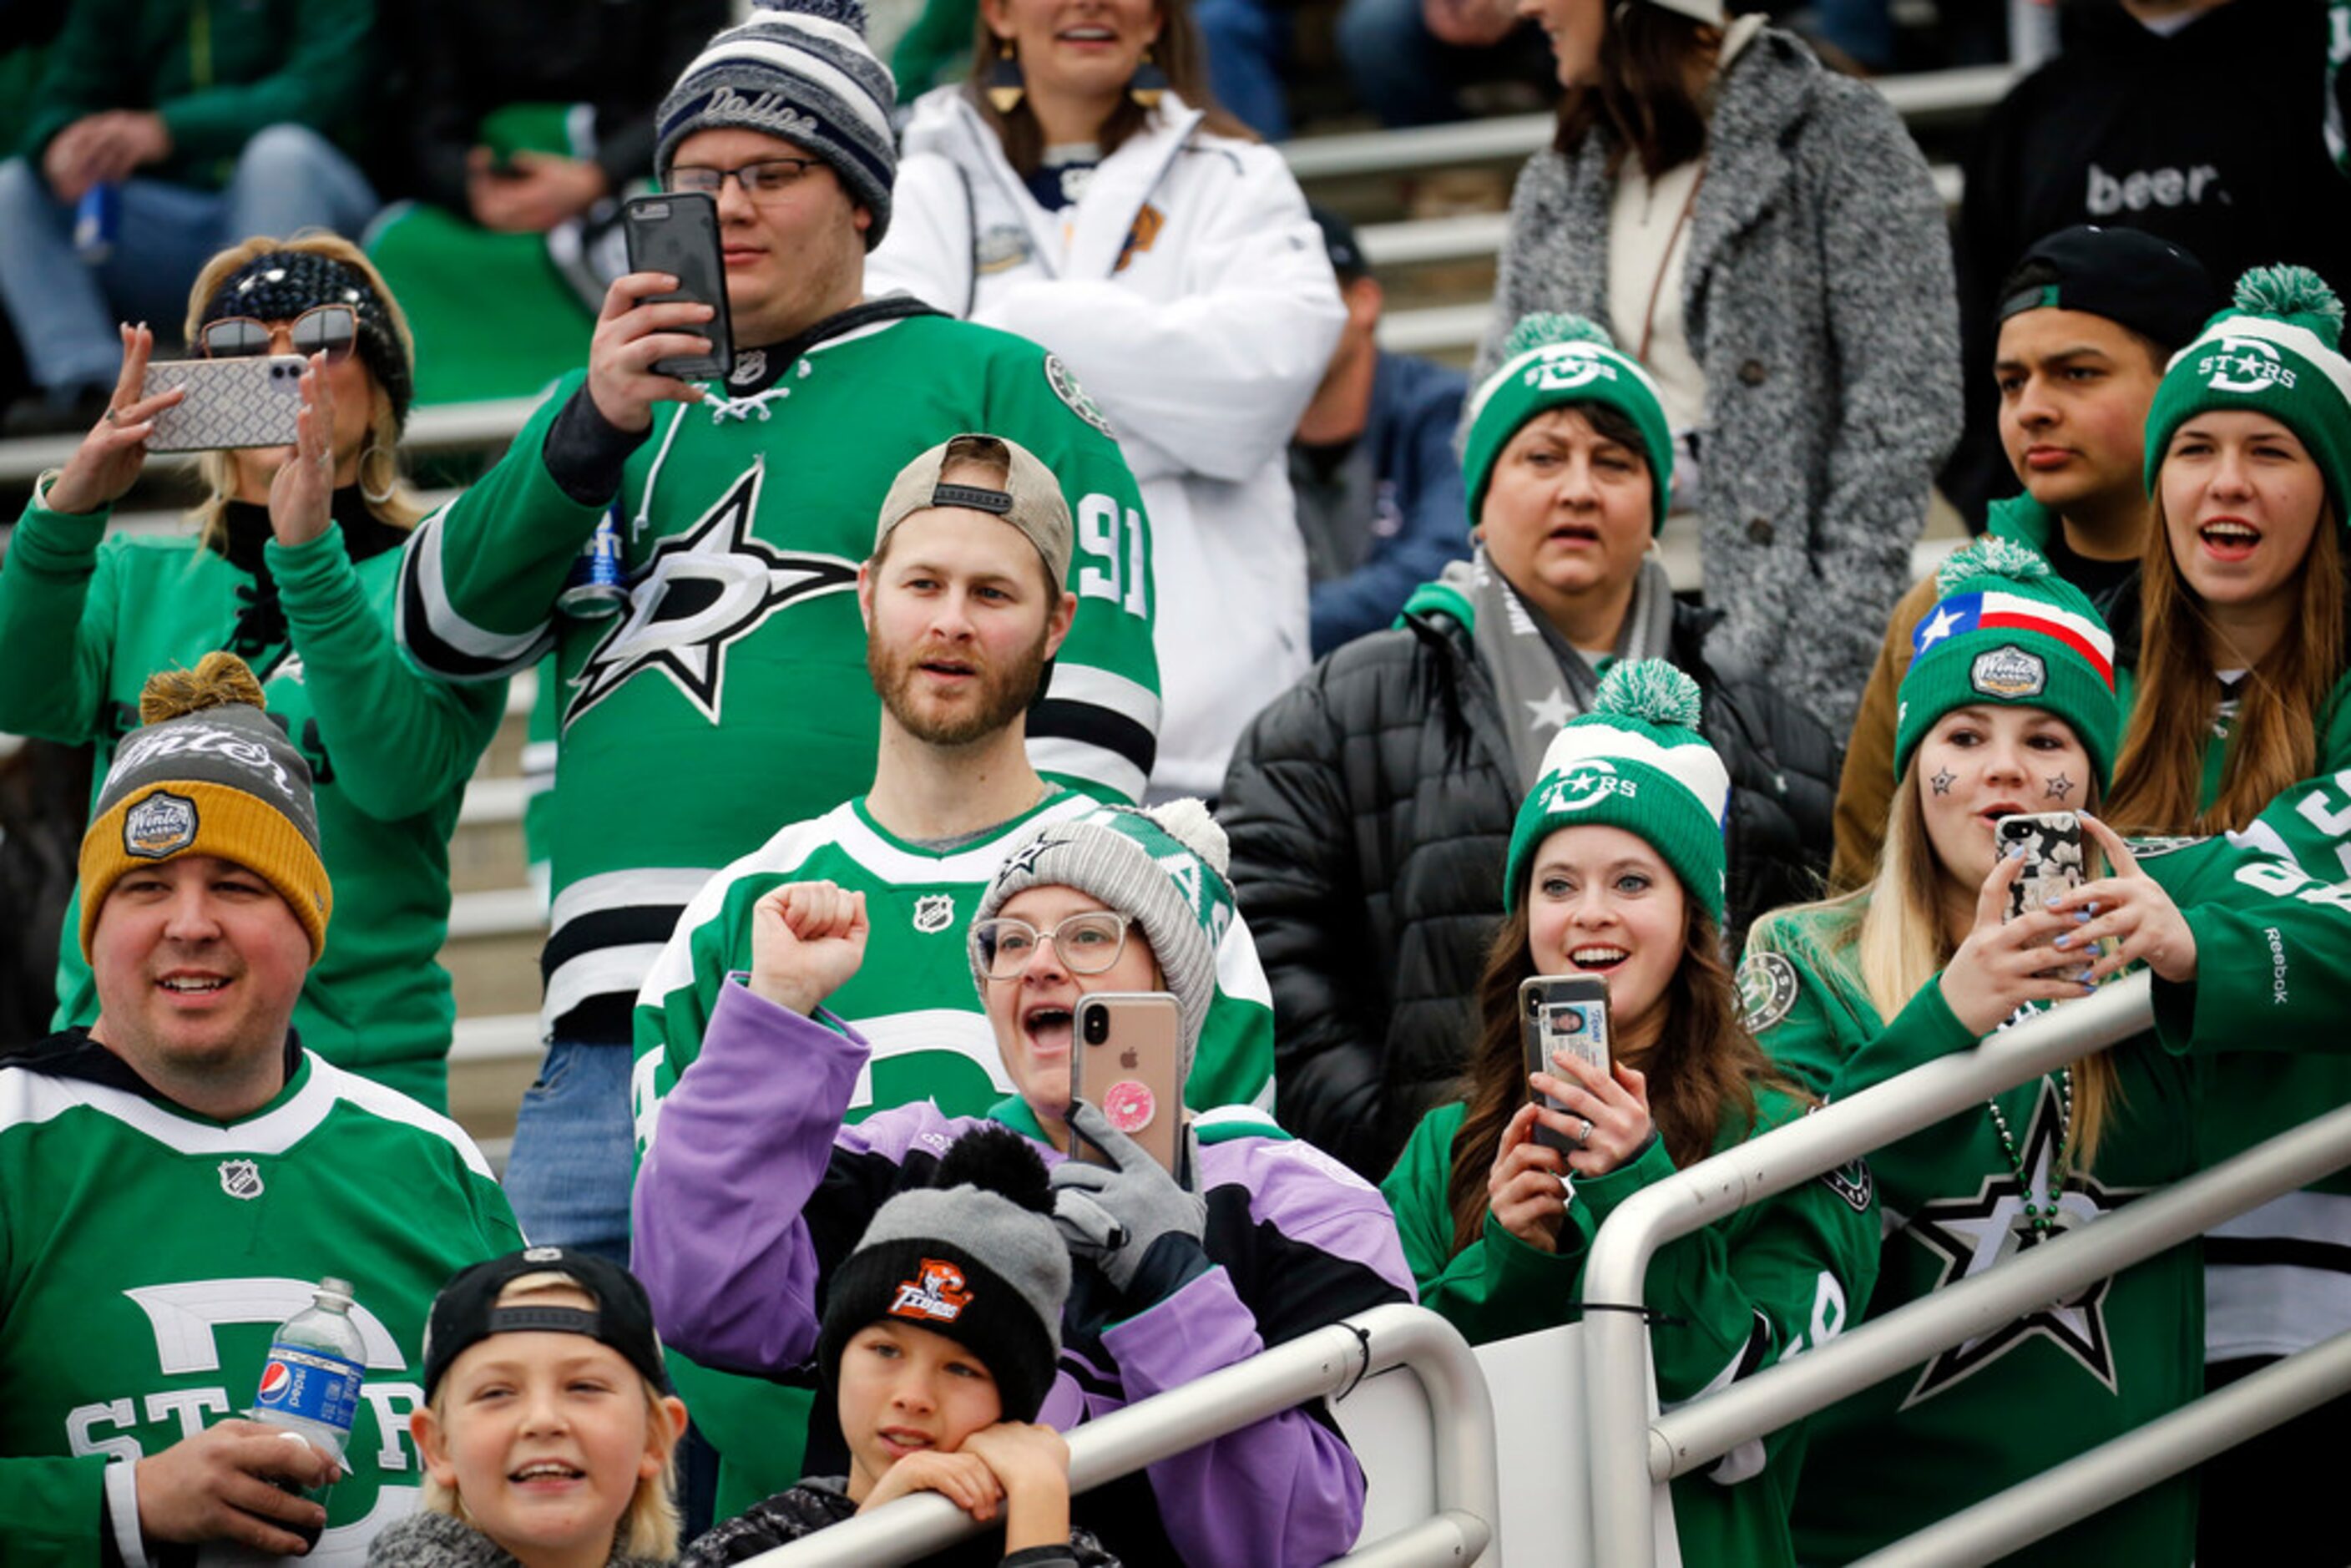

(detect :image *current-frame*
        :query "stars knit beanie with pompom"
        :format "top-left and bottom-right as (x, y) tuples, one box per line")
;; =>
(1893, 538), (2121, 791)
(1461, 313), (1676, 532)
(2146, 265), (2351, 521)
(1504, 660), (1732, 926)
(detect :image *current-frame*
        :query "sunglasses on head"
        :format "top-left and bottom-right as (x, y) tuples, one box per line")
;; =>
(200, 304), (359, 365)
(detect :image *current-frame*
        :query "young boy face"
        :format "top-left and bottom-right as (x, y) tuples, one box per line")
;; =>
(1995, 307), (2166, 519)
(412, 1285), (677, 1559)
(838, 1319), (1008, 1500)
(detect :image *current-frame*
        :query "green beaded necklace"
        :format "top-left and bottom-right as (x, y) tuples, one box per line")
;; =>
(1986, 1069), (2074, 1240)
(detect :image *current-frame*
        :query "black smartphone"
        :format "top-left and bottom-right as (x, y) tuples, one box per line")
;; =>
(1519, 975), (1610, 1156)
(622, 191), (732, 382)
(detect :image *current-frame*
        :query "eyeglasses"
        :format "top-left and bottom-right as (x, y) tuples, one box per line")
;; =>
(200, 304), (358, 365)
(667, 159), (824, 203)
(971, 911), (1136, 979)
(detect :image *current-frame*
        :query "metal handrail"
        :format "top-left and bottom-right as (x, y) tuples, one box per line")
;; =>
(1581, 973), (2158, 1564)
(735, 1302), (1499, 1566)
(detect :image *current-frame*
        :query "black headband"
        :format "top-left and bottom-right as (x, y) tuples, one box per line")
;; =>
(200, 250), (414, 431)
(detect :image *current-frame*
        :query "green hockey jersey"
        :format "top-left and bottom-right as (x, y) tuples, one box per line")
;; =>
(629, 789), (1277, 1515)
(0, 498), (505, 1109)
(1382, 1090), (1878, 1568)
(1744, 827), (2351, 1565)
(0, 1034), (523, 1565)
(396, 312), (1161, 1041)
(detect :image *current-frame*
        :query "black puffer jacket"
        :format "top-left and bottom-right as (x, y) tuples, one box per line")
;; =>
(1221, 600), (1839, 1181)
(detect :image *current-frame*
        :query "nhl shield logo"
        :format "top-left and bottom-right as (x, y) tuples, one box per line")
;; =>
(218, 1159), (264, 1201)
(913, 894), (955, 934)
(124, 790), (199, 859)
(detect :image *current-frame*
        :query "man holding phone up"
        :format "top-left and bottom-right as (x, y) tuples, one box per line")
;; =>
(394, 0), (1162, 1266)
(632, 802), (1413, 1567)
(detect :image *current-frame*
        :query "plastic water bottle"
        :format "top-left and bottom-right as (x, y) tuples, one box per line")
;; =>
(250, 1277), (367, 1543)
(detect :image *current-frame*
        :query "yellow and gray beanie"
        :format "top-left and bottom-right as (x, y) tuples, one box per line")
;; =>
(1461, 313), (1675, 533)
(78, 653), (331, 959)
(1503, 660), (1731, 925)
(2146, 265), (2351, 521)
(655, 0), (897, 247)
(1893, 538), (2120, 790)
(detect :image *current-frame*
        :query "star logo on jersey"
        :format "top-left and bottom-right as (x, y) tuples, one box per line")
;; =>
(1898, 1080), (2143, 1409)
(218, 1159), (264, 1200)
(565, 466), (859, 727)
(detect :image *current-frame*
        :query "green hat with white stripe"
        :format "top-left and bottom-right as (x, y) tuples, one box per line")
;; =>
(1503, 660), (1731, 925)
(2146, 265), (2351, 521)
(1463, 313), (1675, 533)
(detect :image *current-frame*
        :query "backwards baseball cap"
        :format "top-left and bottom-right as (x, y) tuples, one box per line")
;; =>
(422, 1247), (672, 1402)
(818, 1125), (1069, 1423)
(874, 432), (1074, 589)
(78, 653), (331, 960)
(655, 0), (897, 248)
(1463, 313), (1675, 533)
(1504, 661), (1732, 925)
(1995, 225), (2216, 357)
(1894, 538), (2121, 790)
(1308, 204), (1369, 284)
(2145, 264), (2351, 522)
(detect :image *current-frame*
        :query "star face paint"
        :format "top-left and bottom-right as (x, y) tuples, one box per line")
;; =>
(2044, 773), (2074, 801)
(1932, 768), (1956, 796)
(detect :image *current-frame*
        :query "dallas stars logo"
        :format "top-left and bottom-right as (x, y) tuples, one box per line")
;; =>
(565, 466), (858, 727)
(1898, 1079), (2142, 1409)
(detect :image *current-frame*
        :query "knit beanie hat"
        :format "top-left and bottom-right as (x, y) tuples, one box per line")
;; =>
(655, 0), (897, 249)
(972, 800), (1234, 1080)
(1462, 314), (1675, 533)
(1893, 539), (2121, 790)
(78, 653), (331, 961)
(2146, 266), (2351, 521)
(1503, 660), (1731, 926)
(818, 1125), (1069, 1422)
(195, 248), (415, 432)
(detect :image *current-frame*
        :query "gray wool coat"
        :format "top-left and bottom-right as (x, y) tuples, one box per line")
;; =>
(1473, 27), (1960, 733)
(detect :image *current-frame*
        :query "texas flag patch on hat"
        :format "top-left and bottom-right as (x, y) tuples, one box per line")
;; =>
(1912, 589), (2116, 689)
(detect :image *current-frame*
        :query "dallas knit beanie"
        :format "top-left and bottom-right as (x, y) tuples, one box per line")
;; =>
(972, 800), (1235, 1084)
(818, 1125), (1070, 1423)
(78, 653), (331, 959)
(1503, 660), (1731, 926)
(1893, 539), (2121, 790)
(2146, 266), (2351, 521)
(195, 247), (416, 432)
(655, 0), (897, 248)
(1461, 313), (1675, 533)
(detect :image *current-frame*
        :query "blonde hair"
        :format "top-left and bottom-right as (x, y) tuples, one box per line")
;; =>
(180, 233), (427, 553)
(1754, 756), (2118, 1170)
(421, 1272), (683, 1558)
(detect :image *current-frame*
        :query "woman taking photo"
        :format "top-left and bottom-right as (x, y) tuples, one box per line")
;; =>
(1744, 540), (2351, 1563)
(1222, 312), (1836, 1181)
(1381, 659), (1878, 1566)
(0, 235), (503, 1109)
(866, 0), (1341, 799)
(1477, 0), (1958, 731)
(2101, 266), (2351, 1564)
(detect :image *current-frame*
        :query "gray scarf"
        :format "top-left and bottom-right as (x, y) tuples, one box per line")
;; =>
(1440, 546), (1678, 788)
(365, 1510), (672, 1568)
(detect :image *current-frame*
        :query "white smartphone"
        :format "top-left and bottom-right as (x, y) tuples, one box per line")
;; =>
(139, 355), (306, 451)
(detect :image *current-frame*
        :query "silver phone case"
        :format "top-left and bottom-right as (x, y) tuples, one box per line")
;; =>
(140, 356), (306, 451)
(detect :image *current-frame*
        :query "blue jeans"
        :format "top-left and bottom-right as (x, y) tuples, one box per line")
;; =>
(502, 1039), (635, 1265)
(0, 124), (378, 395)
(1195, 0), (1292, 141)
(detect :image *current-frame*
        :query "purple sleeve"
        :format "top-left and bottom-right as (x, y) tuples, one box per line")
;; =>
(631, 981), (869, 1373)
(1101, 1267), (1368, 1568)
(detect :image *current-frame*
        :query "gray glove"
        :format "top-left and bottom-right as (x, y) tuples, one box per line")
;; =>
(1049, 1100), (1206, 1293)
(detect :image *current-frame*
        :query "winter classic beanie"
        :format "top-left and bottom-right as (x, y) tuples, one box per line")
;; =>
(818, 1125), (1069, 1423)
(972, 800), (1235, 1080)
(1893, 539), (2121, 791)
(2146, 266), (2351, 521)
(655, 0), (897, 248)
(1462, 314), (1675, 534)
(1504, 660), (1732, 926)
(78, 654), (331, 960)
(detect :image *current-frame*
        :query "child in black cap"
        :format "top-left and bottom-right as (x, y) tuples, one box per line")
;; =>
(367, 1247), (690, 1566)
(683, 1125), (1116, 1568)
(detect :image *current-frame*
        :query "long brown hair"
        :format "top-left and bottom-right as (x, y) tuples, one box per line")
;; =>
(1441, 898), (1801, 1256)
(1551, 3), (1721, 180)
(2107, 490), (2345, 835)
(963, 0), (1252, 179)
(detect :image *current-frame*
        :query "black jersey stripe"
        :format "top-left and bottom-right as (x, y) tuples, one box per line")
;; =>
(1030, 696), (1159, 778)
(2207, 1237), (2351, 1275)
(396, 530), (553, 682)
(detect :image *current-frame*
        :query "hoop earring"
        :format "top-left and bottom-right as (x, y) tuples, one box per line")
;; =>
(1128, 46), (1168, 109)
(986, 40), (1025, 113)
(359, 438), (397, 507)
